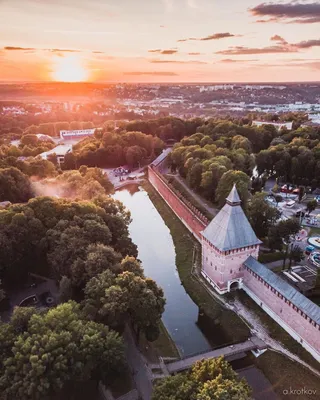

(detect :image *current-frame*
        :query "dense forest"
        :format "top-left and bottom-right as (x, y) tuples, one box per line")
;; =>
(0, 182), (166, 398)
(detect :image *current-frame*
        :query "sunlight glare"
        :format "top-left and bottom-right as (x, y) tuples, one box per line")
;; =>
(51, 55), (88, 82)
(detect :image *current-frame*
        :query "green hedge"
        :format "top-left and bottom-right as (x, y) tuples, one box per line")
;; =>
(258, 252), (284, 264)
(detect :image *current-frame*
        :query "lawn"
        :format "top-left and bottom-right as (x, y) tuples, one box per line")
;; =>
(308, 227), (320, 237)
(150, 321), (180, 359)
(143, 181), (250, 344)
(255, 351), (320, 400)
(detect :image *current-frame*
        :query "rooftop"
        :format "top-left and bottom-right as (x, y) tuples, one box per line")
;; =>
(244, 256), (320, 325)
(202, 185), (261, 251)
(40, 144), (72, 159)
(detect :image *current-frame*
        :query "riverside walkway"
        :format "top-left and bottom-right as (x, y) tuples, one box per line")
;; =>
(166, 336), (267, 374)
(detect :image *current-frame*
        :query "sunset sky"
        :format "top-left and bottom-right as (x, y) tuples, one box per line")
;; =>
(0, 0), (319, 82)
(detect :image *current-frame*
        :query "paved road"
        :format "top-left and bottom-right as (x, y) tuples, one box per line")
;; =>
(123, 326), (153, 400)
(167, 336), (266, 373)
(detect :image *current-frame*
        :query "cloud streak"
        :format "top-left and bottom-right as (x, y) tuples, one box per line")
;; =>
(3, 46), (103, 54)
(217, 38), (320, 55)
(250, 2), (320, 24)
(178, 32), (237, 42)
(148, 49), (178, 55)
(220, 58), (259, 63)
(149, 59), (207, 64)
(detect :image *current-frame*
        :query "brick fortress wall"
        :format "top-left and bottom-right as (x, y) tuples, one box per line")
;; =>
(148, 166), (208, 242)
(243, 267), (320, 361)
(147, 159), (320, 362)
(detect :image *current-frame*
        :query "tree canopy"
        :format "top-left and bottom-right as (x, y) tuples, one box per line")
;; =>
(0, 302), (125, 399)
(0, 196), (137, 285)
(0, 167), (33, 203)
(152, 357), (251, 400)
(247, 192), (281, 238)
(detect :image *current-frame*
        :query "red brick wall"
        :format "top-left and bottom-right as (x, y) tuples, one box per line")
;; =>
(148, 167), (207, 241)
(243, 268), (320, 358)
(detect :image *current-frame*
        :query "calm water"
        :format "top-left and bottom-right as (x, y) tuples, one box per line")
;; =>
(113, 185), (212, 356)
(113, 185), (277, 398)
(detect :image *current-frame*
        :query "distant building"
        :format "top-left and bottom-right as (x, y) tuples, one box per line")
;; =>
(39, 144), (72, 165)
(36, 134), (54, 142)
(60, 129), (95, 140)
(252, 120), (293, 131)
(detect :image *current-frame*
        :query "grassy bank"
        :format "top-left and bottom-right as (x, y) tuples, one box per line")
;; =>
(236, 291), (320, 372)
(152, 322), (180, 358)
(255, 351), (320, 400)
(143, 181), (250, 344)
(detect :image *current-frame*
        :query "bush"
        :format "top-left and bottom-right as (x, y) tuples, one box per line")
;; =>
(258, 252), (284, 263)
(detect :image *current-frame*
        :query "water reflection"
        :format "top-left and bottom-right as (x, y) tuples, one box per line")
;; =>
(113, 185), (211, 356)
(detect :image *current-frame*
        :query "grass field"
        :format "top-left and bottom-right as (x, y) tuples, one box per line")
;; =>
(255, 351), (320, 400)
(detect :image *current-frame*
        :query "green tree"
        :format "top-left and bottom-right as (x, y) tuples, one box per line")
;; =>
(268, 219), (301, 268)
(306, 199), (317, 215)
(152, 357), (251, 400)
(216, 170), (251, 207)
(84, 270), (165, 340)
(289, 245), (304, 268)
(298, 186), (305, 203)
(275, 194), (283, 205)
(0, 167), (33, 203)
(58, 276), (73, 303)
(0, 302), (125, 399)
(0, 280), (5, 303)
(247, 192), (280, 238)
(20, 134), (38, 147)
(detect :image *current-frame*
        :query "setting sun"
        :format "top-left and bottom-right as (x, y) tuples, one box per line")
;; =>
(51, 55), (88, 82)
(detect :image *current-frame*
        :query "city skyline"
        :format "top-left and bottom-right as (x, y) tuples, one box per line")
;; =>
(0, 0), (320, 82)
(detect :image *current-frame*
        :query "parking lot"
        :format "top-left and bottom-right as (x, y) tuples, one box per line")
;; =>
(286, 265), (317, 291)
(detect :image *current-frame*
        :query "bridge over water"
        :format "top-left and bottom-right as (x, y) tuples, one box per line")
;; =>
(166, 336), (267, 374)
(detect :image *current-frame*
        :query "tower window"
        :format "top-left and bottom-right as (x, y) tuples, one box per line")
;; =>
(230, 269), (233, 274)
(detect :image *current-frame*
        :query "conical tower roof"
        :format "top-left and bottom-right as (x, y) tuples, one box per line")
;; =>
(226, 184), (241, 205)
(202, 185), (261, 251)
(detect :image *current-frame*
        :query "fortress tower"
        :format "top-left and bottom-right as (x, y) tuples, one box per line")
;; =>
(201, 185), (262, 294)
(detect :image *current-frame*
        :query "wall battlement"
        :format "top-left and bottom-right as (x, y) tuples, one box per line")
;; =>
(148, 166), (207, 241)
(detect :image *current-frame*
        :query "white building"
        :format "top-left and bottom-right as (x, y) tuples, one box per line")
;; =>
(252, 120), (293, 131)
(60, 129), (95, 140)
(40, 144), (72, 165)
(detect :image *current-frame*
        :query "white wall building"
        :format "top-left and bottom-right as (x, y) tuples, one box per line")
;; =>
(252, 120), (293, 131)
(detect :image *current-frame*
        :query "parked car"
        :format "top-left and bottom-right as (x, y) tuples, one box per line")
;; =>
(305, 245), (315, 255)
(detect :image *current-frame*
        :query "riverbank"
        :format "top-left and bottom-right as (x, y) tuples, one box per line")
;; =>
(256, 351), (320, 400)
(143, 181), (250, 344)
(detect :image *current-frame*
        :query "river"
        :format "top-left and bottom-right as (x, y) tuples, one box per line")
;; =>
(113, 185), (212, 357)
(113, 185), (278, 399)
